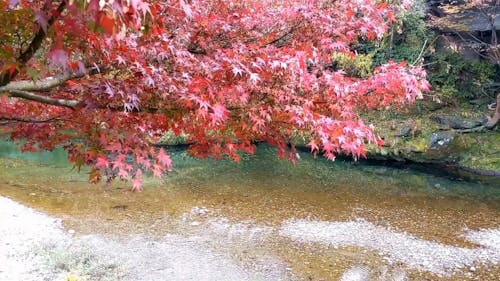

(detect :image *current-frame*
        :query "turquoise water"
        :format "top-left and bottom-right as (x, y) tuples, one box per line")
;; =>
(0, 140), (68, 167)
(0, 140), (498, 200)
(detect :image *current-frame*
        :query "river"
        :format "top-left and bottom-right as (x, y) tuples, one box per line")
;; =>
(0, 141), (499, 280)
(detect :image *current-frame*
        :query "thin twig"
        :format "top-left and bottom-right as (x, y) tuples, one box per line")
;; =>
(411, 39), (428, 66)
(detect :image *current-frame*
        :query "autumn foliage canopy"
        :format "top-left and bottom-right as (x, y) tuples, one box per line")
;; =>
(0, 0), (429, 190)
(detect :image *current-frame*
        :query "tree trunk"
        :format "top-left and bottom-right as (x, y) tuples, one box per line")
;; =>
(486, 93), (500, 128)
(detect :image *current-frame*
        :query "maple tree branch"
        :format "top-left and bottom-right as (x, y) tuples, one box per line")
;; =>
(3, 89), (80, 109)
(0, 66), (103, 92)
(0, 116), (72, 125)
(1, 88), (171, 112)
(1, 90), (182, 113)
(262, 24), (300, 48)
(0, 65), (107, 109)
(18, 1), (66, 65)
(0, 66), (114, 110)
(0, 0), (67, 86)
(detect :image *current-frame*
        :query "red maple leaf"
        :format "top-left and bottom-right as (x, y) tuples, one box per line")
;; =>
(0, 0), (428, 190)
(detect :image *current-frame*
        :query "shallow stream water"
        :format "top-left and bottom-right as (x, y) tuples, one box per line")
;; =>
(0, 141), (499, 280)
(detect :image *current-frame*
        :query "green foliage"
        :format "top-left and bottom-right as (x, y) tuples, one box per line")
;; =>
(355, 0), (496, 100)
(0, 3), (36, 69)
(459, 133), (500, 171)
(331, 52), (373, 78)
(158, 131), (189, 146)
(44, 243), (122, 281)
(356, 0), (432, 66)
(427, 52), (495, 100)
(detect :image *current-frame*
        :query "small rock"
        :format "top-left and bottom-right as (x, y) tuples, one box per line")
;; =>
(433, 116), (483, 129)
(469, 266), (476, 272)
(408, 146), (421, 153)
(396, 125), (412, 138)
(190, 221), (201, 226)
(428, 132), (453, 149)
(340, 266), (370, 281)
(190, 206), (209, 216)
(391, 269), (408, 281)
(68, 229), (75, 234)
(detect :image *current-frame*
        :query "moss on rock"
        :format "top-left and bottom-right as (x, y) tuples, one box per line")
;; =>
(364, 100), (500, 174)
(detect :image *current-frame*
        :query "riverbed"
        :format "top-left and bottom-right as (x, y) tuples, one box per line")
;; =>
(0, 143), (499, 280)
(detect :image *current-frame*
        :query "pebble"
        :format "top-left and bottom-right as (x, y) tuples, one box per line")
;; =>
(190, 206), (209, 216)
(68, 229), (75, 235)
(339, 266), (370, 281)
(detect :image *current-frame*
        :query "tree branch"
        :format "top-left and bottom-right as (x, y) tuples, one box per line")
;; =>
(486, 93), (500, 128)
(262, 24), (300, 48)
(1, 89), (180, 113)
(2, 74), (76, 92)
(0, 116), (73, 125)
(4, 89), (80, 109)
(0, 1), (67, 86)
(0, 66), (103, 92)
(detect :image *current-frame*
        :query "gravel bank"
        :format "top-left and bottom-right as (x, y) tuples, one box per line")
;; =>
(280, 219), (500, 276)
(2, 195), (499, 280)
(0, 196), (284, 281)
(0, 196), (70, 281)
